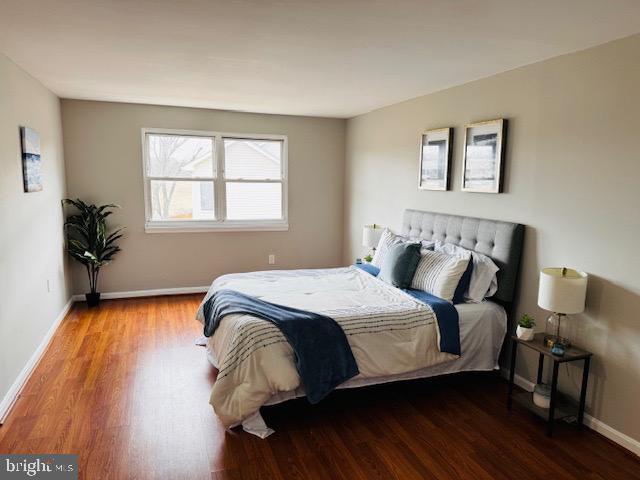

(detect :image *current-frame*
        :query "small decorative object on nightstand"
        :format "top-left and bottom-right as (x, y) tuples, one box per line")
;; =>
(507, 333), (593, 436)
(538, 267), (588, 348)
(362, 224), (383, 263)
(551, 343), (566, 356)
(515, 313), (536, 341)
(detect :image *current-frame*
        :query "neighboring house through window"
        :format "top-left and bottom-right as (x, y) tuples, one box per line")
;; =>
(142, 128), (288, 232)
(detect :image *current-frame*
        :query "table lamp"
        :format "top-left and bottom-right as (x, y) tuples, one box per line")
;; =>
(538, 267), (588, 348)
(362, 224), (383, 262)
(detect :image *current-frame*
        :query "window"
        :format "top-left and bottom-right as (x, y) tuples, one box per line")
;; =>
(142, 129), (288, 232)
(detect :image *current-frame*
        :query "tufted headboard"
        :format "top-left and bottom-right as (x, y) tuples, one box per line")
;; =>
(400, 209), (525, 304)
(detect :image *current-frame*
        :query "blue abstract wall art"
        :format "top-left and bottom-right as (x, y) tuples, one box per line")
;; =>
(20, 126), (42, 192)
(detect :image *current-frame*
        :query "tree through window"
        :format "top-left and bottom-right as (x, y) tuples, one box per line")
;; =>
(142, 129), (287, 232)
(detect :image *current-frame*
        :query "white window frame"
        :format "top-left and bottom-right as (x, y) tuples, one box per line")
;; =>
(141, 128), (288, 233)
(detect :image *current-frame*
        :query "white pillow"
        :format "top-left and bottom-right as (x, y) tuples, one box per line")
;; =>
(371, 229), (410, 267)
(410, 249), (470, 302)
(434, 241), (500, 302)
(419, 239), (435, 250)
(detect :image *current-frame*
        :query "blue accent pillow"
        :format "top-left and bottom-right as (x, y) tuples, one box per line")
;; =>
(378, 243), (422, 289)
(355, 262), (380, 277)
(452, 259), (474, 304)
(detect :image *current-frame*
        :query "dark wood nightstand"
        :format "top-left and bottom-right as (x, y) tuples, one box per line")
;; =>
(507, 333), (593, 436)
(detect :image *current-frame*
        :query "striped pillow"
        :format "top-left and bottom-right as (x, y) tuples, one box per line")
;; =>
(410, 250), (471, 302)
(434, 241), (500, 302)
(371, 229), (408, 267)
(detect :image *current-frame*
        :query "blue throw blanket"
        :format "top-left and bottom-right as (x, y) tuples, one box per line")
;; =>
(355, 263), (461, 356)
(403, 289), (461, 355)
(202, 289), (359, 404)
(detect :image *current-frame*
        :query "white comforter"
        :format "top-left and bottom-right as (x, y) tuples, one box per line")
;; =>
(195, 266), (459, 428)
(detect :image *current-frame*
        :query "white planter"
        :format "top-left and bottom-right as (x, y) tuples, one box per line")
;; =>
(533, 384), (551, 409)
(516, 326), (535, 341)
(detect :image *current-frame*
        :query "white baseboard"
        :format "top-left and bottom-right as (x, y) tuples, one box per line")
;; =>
(502, 369), (640, 457)
(585, 414), (640, 457)
(71, 285), (209, 302)
(0, 298), (74, 424)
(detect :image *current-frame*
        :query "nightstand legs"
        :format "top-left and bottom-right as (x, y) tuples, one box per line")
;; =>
(537, 353), (544, 384)
(547, 362), (560, 437)
(507, 339), (518, 410)
(578, 357), (590, 428)
(507, 335), (592, 437)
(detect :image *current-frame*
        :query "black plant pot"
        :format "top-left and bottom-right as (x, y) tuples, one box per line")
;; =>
(85, 292), (101, 308)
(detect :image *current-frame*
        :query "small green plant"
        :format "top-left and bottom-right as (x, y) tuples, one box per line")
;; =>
(364, 254), (373, 263)
(519, 313), (536, 329)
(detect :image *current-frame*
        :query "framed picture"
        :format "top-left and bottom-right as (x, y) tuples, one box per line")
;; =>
(20, 126), (42, 192)
(461, 119), (507, 193)
(418, 127), (452, 191)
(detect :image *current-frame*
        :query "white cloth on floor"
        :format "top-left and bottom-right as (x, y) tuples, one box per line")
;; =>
(239, 411), (274, 438)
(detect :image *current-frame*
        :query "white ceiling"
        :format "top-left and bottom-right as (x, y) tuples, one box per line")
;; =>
(1, 0), (639, 118)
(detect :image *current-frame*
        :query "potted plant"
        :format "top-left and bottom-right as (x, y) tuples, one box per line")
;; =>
(63, 199), (124, 307)
(516, 313), (536, 341)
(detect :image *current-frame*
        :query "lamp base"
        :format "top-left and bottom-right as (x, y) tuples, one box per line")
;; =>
(543, 312), (574, 348)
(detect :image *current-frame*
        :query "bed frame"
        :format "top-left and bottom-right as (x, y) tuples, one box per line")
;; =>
(400, 209), (525, 332)
(217, 209), (526, 436)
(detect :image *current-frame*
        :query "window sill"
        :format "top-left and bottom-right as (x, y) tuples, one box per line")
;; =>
(144, 220), (289, 233)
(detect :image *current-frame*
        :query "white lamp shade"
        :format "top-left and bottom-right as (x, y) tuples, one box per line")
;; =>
(538, 267), (588, 314)
(362, 225), (383, 248)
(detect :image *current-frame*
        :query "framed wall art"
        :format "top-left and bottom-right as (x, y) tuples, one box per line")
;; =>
(418, 127), (452, 191)
(461, 119), (507, 193)
(20, 126), (43, 192)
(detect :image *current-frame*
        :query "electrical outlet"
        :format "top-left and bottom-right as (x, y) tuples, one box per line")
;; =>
(268, 254), (275, 265)
(46, 279), (51, 293)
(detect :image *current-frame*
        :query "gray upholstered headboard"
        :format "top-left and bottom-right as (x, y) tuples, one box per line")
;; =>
(400, 209), (525, 304)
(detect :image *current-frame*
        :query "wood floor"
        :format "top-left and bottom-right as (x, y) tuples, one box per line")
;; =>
(1, 295), (638, 480)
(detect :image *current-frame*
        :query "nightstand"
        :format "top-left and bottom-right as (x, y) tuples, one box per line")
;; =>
(507, 333), (593, 436)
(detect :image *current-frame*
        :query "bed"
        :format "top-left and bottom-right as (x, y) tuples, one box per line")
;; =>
(196, 209), (524, 437)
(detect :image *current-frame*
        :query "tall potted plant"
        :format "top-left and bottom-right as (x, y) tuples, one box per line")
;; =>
(63, 199), (124, 307)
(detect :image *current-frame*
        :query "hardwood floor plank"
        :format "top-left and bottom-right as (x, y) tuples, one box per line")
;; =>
(0, 294), (638, 480)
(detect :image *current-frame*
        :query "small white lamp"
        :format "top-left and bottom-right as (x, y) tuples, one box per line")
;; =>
(538, 267), (588, 347)
(362, 224), (384, 262)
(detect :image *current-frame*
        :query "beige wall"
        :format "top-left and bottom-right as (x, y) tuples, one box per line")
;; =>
(0, 54), (70, 408)
(61, 100), (346, 294)
(344, 35), (640, 442)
